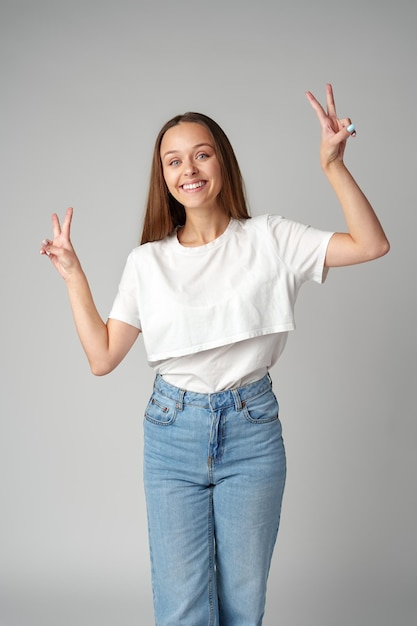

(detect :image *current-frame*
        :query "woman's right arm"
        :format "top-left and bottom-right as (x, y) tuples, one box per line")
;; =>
(40, 207), (140, 375)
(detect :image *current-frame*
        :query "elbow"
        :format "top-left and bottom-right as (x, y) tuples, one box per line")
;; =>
(91, 367), (110, 377)
(371, 237), (390, 261)
(358, 236), (390, 263)
(89, 359), (115, 377)
(381, 238), (391, 257)
(90, 365), (111, 377)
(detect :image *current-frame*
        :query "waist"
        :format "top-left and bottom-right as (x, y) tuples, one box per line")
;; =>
(150, 333), (288, 393)
(153, 373), (273, 411)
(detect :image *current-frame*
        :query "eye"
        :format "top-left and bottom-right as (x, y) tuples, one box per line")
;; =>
(169, 158), (181, 166)
(196, 153), (209, 160)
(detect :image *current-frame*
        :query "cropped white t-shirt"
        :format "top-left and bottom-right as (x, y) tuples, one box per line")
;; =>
(109, 214), (334, 392)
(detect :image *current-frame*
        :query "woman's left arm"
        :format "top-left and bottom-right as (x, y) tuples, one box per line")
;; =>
(306, 84), (390, 268)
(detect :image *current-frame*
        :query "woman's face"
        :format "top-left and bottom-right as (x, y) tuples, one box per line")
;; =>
(160, 122), (223, 213)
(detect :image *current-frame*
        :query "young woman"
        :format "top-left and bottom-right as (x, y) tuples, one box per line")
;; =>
(40, 84), (389, 626)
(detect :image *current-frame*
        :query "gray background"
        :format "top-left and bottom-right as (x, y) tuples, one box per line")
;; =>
(1, 0), (416, 624)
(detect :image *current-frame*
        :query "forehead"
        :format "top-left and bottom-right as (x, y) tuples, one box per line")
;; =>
(160, 122), (214, 155)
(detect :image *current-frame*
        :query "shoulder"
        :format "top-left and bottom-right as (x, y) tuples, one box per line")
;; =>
(236, 214), (287, 237)
(239, 214), (286, 227)
(129, 233), (176, 261)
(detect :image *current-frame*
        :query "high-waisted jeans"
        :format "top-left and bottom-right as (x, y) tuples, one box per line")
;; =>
(143, 373), (286, 626)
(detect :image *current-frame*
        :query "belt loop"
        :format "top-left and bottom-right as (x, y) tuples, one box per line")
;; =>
(176, 389), (185, 411)
(232, 388), (242, 411)
(267, 372), (273, 386)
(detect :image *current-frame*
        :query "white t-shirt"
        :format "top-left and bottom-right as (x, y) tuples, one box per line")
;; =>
(109, 214), (333, 392)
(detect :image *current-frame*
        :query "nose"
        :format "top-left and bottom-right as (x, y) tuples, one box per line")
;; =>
(184, 158), (198, 176)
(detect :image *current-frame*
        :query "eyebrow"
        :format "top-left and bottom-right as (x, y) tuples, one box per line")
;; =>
(161, 143), (215, 160)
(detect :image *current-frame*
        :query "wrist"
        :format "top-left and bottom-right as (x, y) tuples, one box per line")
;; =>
(63, 261), (84, 283)
(322, 159), (347, 177)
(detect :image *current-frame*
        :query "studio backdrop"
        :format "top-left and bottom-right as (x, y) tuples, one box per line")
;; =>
(1, 1), (415, 625)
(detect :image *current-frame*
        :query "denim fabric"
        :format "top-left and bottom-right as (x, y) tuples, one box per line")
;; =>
(143, 373), (286, 626)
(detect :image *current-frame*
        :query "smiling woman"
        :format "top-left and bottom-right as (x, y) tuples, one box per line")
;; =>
(40, 85), (389, 626)
(141, 111), (250, 244)
(160, 124), (225, 243)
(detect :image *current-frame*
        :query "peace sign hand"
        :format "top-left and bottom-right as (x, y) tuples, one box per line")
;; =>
(40, 207), (81, 280)
(306, 84), (356, 170)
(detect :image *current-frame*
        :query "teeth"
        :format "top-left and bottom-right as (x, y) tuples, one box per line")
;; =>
(182, 181), (205, 190)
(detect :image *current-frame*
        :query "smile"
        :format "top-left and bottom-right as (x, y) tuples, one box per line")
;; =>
(181, 181), (206, 191)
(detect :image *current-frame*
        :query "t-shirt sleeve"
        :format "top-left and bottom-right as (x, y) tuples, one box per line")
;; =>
(108, 251), (142, 329)
(267, 214), (334, 284)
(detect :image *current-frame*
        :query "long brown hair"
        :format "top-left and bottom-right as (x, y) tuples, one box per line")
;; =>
(140, 112), (250, 244)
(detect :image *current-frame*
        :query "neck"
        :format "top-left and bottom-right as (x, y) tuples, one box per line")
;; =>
(178, 208), (230, 247)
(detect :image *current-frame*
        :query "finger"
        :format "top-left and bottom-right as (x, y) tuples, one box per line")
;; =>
(339, 117), (357, 138)
(42, 243), (65, 257)
(52, 213), (62, 239)
(305, 91), (328, 126)
(40, 238), (52, 255)
(339, 117), (352, 127)
(343, 118), (357, 137)
(61, 207), (74, 238)
(326, 83), (337, 119)
(306, 91), (339, 137)
(330, 126), (354, 147)
(347, 123), (356, 137)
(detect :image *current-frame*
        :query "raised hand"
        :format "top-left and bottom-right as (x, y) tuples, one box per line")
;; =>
(40, 207), (81, 280)
(306, 84), (356, 170)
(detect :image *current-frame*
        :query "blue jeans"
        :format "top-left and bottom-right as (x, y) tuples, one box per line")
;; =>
(143, 373), (286, 626)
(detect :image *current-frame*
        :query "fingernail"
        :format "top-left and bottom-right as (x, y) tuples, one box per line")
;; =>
(347, 123), (356, 134)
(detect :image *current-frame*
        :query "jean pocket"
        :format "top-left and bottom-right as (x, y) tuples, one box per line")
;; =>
(242, 389), (279, 424)
(144, 395), (178, 426)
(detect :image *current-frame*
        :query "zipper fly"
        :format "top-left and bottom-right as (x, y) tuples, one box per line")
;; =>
(208, 409), (224, 474)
